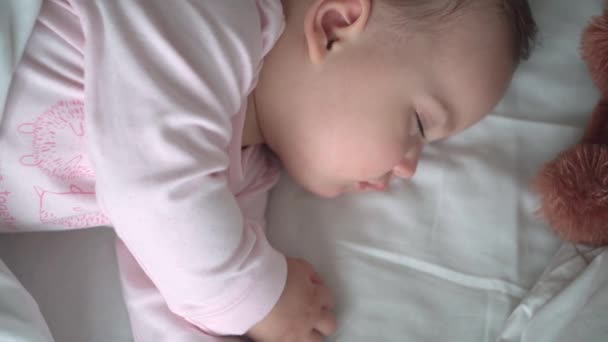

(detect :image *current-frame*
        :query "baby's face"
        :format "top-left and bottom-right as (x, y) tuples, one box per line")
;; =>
(257, 2), (515, 198)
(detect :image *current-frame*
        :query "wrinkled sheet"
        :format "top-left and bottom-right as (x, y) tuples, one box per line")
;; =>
(0, 0), (606, 341)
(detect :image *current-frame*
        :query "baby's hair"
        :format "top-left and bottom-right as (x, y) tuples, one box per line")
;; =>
(378, 0), (538, 63)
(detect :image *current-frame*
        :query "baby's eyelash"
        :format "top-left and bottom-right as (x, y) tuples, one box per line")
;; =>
(415, 112), (426, 138)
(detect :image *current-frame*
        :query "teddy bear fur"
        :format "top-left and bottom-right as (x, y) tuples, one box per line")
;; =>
(534, 9), (608, 246)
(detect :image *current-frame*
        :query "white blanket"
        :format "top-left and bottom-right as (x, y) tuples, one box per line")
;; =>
(0, 0), (606, 341)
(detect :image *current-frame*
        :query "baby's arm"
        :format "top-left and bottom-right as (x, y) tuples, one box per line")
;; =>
(235, 156), (337, 341)
(73, 0), (288, 335)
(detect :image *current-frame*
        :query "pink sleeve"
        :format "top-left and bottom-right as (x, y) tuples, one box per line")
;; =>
(71, 0), (287, 335)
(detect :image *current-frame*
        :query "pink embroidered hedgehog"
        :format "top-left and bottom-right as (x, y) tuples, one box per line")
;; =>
(18, 100), (96, 182)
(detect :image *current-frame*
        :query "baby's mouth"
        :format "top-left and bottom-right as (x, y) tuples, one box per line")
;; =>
(357, 180), (388, 192)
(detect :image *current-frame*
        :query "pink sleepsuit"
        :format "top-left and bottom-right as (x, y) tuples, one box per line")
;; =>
(0, 0), (287, 340)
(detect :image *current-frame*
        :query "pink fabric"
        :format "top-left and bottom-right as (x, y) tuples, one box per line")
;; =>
(0, 0), (287, 337)
(116, 238), (242, 342)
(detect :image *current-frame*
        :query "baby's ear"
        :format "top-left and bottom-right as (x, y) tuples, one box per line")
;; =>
(304, 0), (371, 64)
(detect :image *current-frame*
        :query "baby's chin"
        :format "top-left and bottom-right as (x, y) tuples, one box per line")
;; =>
(306, 185), (343, 199)
(287, 167), (351, 198)
(298, 180), (345, 199)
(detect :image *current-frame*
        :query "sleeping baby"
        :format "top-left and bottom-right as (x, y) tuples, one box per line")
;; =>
(0, 0), (536, 341)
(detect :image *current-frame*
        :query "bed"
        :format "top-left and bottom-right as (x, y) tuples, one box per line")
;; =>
(0, 0), (606, 341)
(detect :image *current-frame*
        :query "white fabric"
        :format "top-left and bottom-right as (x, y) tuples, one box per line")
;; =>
(498, 245), (608, 342)
(0, 0), (41, 113)
(0, 0), (607, 341)
(0, 229), (133, 342)
(0, 257), (53, 341)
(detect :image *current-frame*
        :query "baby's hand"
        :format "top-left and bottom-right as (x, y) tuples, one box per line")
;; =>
(247, 257), (337, 342)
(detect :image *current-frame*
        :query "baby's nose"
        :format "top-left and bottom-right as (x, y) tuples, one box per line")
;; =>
(393, 145), (422, 179)
(392, 157), (419, 179)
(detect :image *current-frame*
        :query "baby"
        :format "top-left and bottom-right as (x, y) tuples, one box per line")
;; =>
(0, 0), (536, 341)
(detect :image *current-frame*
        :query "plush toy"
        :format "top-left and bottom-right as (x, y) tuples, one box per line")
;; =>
(534, 10), (608, 246)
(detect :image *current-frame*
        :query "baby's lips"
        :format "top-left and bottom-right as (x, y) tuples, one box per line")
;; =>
(368, 182), (388, 191)
(357, 179), (389, 192)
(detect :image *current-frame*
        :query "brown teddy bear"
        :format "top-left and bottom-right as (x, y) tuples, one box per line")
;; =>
(535, 9), (608, 246)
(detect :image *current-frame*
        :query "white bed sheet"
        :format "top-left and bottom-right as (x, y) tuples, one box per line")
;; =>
(0, 0), (607, 341)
